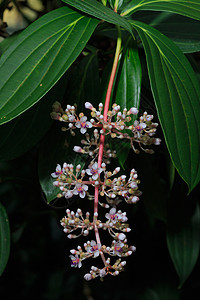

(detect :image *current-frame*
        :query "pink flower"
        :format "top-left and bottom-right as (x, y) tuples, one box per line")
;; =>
(73, 183), (88, 198)
(105, 208), (119, 224)
(87, 240), (101, 258)
(113, 241), (124, 257)
(86, 162), (103, 180)
(75, 116), (92, 134)
(51, 164), (63, 178)
(69, 255), (82, 268)
(134, 120), (146, 132)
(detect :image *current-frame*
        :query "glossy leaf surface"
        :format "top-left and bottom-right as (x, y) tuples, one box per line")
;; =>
(132, 21), (200, 191)
(62, 0), (133, 34)
(154, 15), (200, 53)
(0, 74), (68, 161)
(0, 203), (10, 276)
(113, 40), (142, 166)
(122, 0), (200, 21)
(0, 7), (98, 125)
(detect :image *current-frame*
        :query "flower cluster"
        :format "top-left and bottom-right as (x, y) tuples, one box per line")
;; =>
(60, 208), (135, 279)
(51, 101), (161, 153)
(60, 208), (132, 239)
(50, 101), (161, 280)
(52, 162), (141, 205)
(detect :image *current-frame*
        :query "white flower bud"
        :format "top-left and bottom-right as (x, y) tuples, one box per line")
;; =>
(118, 233), (126, 241)
(99, 269), (106, 277)
(146, 114), (153, 121)
(85, 102), (93, 109)
(130, 245), (136, 252)
(91, 266), (98, 272)
(131, 196), (139, 203)
(129, 107), (138, 115)
(130, 182), (137, 189)
(73, 146), (82, 153)
(101, 162), (106, 169)
(84, 273), (92, 281)
(114, 271), (119, 276)
(68, 115), (75, 122)
(77, 208), (82, 214)
(113, 167), (120, 174)
(70, 249), (76, 254)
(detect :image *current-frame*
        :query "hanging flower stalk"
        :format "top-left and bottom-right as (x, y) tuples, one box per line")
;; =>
(50, 21), (161, 280)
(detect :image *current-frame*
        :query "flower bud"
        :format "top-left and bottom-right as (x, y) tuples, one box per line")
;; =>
(85, 102), (93, 110)
(129, 107), (138, 115)
(84, 273), (92, 281)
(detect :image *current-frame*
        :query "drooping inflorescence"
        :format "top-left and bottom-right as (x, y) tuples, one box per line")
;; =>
(50, 101), (161, 280)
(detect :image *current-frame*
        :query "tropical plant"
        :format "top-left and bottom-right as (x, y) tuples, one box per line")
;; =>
(0, 0), (200, 297)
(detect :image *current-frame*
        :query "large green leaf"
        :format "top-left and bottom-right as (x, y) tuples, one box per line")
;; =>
(0, 203), (10, 277)
(0, 74), (68, 161)
(131, 21), (200, 191)
(115, 39), (142, 110)
(0, 7), (98, 125)
(134, 12), (200, 53)
(122, 0), (200, 21)
(167, 202), (200, 287)
(113, 39), (142, 167)
(154, 15), (200, 53)
(61, 0), (133, 34)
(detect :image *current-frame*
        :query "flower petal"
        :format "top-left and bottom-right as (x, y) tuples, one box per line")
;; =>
(80, 127), (87, 134)
(80, 116), (87, 122)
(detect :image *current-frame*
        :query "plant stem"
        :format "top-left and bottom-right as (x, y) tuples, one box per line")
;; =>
(94, 26), (122, 266)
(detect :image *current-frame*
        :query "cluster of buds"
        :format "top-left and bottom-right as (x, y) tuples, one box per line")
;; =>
(60, 208), (135, 280)
(51, 162), (141, 205)
(84, 258), (127, 280)
(51, 102), (161, 153)
(51, 101), (161, 280)
(74, 130), (116, 164)
(60, 208), (132, 239)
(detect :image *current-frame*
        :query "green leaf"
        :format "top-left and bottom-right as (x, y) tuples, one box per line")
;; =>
(131, 21), (200, 191)
(167, 202), (200, 287)
(0, 203), (10, 277)
(39, 53), (100, 203)
(132, 11), (200, 53)
(115, 39), (142, 110)
(0, 7), (98, 125)
(0, 33), (19, 56)
(61, 0), (133, 34)
(0, 74), (68, 161)
(154, 14), (200, 53)
(113, 39), (142, 166)
(122, 0), (200, 21)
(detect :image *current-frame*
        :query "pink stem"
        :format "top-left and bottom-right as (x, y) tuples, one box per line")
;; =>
(93, 26), (122, 266)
